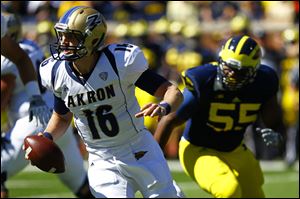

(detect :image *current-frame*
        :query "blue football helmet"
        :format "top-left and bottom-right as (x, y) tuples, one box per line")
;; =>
(217, 35), (262, 90)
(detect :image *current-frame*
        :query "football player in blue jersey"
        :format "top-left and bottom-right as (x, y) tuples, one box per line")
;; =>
(154, 35), (283, 198)
(34, 6), (184, 198)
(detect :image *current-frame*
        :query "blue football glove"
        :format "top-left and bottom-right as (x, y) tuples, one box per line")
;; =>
(28, 95), (52, 127)
(256, 128), (283, 147)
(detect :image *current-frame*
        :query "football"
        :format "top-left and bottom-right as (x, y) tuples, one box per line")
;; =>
(23, 135), (65, 173)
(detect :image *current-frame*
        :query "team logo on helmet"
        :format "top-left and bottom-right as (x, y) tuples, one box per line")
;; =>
(86, 13), (102, 32)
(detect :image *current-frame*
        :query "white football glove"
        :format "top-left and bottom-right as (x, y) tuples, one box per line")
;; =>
(256, 128), (283, 147)
(28, 95), (52, 127)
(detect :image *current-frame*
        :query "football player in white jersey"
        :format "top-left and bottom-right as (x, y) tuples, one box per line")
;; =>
(37, 6), (185, 198)
(1, 12), (93, 198)
(1, 12), (51, 129)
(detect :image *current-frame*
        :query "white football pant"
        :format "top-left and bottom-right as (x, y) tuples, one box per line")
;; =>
(88, 130), (184, 198)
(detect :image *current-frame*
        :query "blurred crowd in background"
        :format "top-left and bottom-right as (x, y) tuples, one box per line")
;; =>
(2, 1), (299, 167)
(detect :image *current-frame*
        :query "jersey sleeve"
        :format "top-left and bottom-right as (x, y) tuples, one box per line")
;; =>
(259, 65), (279, 100)
(112, 44), (149, 84)
(39, 57), (58, 95)
(181, 64), (216, 99)
(181, 68), (201, 98)
(1, 56), (19, 77)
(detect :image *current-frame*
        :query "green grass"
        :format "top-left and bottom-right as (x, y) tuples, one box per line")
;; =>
(262, 170), (299, 198)
(6, 162), (299, 198)
(7, 171), (74, 198)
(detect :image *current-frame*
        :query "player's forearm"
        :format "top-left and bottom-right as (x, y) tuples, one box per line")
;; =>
(17, 57), (37, 84)
(156, 82), (183, 113)
(1, 90), (12, 110)
(1, 35), (38, 85)
(261, 95), (283, 130)
(44, 111), (73, 141)
(154, 112), (178, 149)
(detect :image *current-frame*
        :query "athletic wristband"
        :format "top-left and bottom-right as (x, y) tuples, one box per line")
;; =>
(159, 102), (171, 115)
(43, 132), (53, 141)
(25, 81), (41, 97)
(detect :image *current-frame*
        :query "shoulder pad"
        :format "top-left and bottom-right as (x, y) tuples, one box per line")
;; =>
(181, 70), (195, 92)
(39, 57), (62, 91)
(109, 43), (142, 66)
(210, 61), (219, 66)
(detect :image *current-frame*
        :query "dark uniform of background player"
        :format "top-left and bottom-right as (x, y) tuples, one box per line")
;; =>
(155, 35), (283, 198)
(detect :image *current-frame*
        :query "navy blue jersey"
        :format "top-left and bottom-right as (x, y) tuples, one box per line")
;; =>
(177, 63), (279, 151)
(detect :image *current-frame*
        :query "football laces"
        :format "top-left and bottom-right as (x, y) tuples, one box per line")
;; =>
(48, 167), (57, 173)
(25, 146), (32, 159)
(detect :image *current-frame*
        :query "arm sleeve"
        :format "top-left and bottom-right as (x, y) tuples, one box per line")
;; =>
(54, 94), (70, 115)
(135, 69), (168, 95)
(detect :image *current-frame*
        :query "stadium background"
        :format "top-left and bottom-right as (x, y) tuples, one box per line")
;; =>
(1, 1), (299, 197)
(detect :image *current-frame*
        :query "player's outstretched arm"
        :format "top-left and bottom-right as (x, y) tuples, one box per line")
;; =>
(135, 81), (183, 121)
(154, 112), (185, 150)
(155, 81), (183, 113)
(42, 111), (73, 141)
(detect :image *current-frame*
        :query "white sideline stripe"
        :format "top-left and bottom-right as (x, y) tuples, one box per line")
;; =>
(22, 159), (298, 172)
(8, 173), (298, 189)
(14, 193), (74, 198)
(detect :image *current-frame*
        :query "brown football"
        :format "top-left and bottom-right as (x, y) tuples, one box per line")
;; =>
(23, 135), (65, 173)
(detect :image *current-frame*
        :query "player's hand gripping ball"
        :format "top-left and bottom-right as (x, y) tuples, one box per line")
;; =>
(23, 134), (65, 173)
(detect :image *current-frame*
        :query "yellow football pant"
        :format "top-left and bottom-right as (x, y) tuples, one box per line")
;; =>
(179, 138), (265, 198)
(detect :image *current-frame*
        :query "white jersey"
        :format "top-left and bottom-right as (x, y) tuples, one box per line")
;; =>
(1, 39), (46, 123)
(40, 43), (149, 151)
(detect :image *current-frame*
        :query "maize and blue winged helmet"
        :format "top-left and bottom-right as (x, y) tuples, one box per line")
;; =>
(218, 35), (262, 90)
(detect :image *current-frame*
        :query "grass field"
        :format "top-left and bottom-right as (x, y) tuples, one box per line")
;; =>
(6, 160), (299, 198)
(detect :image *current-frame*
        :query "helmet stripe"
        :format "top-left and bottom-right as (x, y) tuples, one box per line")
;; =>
(240, 37), (258, 55)
(235, 36), (249, 55)
(59, 6), (82, 24)
(224, 38), (232, 51)
(250, 45), (260, 59)
(227, 35), (243, 52)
